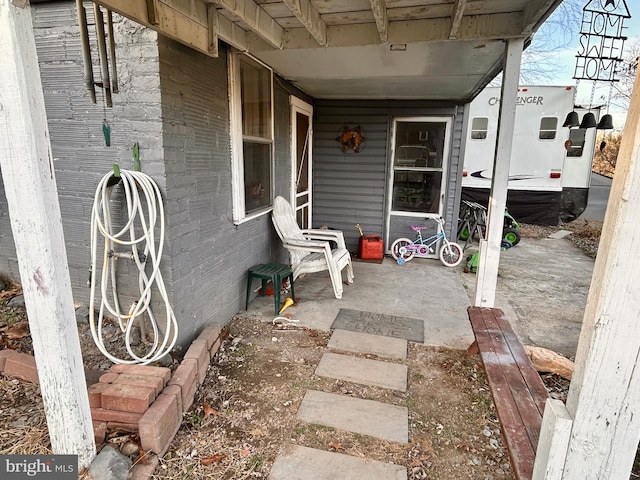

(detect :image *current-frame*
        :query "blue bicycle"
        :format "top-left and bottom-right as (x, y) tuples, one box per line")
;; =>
(391, 217), (463, 267)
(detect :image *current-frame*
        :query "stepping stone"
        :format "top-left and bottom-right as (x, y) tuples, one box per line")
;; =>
(297, 390), (408, 444)
(328, 329), (407, 360)
(268, 444), (407, 480)
(316, 352), (407, 392)
(548, 229), (572, 239)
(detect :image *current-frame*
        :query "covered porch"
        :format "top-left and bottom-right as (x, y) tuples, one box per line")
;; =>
(2, 0), (640, 478)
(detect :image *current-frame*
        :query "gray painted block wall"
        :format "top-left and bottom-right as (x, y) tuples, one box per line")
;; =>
(156, 37), (292, 346)
(313, 100), (465, 252)
(0, 2), (295, 351)
(0, 2), (166, 313)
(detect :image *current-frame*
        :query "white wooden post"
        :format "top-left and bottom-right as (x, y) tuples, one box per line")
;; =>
(474, 38), (523, 307)
(0, 0), (95, 468)
(534, 67), (640, 479)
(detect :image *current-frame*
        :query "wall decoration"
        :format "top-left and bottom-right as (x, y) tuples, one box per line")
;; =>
(574, 0), (630, 82)
(337, 125), (367, 153)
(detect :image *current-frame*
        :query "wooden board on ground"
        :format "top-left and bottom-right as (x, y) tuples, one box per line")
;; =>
(467, 306), (549, 480)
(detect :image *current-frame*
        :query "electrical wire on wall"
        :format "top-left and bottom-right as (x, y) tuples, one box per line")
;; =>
(89, 168), (178, 364)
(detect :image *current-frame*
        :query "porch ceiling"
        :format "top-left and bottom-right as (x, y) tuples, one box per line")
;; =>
(94, 0), (563, 102)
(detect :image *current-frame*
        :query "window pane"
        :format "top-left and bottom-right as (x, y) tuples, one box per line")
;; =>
(539, 117), (558, 140)
(471, 117), (488, 139)
(567, 128), (586, 157)
(392, 171), (442, 213)
(243, 142), (271, 213)
(394, 121), (444, 168)
(295, 112), (309, 193)
(240, 57), (271, 139)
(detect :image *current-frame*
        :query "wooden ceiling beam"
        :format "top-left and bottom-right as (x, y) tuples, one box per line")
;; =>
(94, 0), (216, 55)
(208, 0), (283, 49)
(281, 0), (327, 47)
(369, 0), (389, 43)
(448, 0), (467, 40)
(522, 0), (561, 35)
(251, 13), (527, 51)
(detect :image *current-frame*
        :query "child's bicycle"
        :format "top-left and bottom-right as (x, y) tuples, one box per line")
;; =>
(391, 217), (463, 267)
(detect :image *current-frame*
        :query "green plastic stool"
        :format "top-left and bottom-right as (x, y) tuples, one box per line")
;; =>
(245, 263), (295, 315)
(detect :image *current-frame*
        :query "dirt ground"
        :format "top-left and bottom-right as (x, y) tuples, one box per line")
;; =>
(0, 220), (605, 479)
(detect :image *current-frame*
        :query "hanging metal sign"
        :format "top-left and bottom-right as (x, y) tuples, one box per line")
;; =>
(574, 0), (631, 82)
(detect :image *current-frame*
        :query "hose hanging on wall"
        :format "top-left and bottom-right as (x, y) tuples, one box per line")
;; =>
(89, 168), (178, 364)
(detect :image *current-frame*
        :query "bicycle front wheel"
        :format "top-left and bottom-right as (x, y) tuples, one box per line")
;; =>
(391, 238), (416, 262)
(439, 242), (463, 267)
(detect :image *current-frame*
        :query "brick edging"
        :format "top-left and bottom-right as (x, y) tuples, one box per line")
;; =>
(0, 322), (224, 457)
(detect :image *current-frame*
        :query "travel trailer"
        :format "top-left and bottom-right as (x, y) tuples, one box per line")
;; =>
(461, 86), (600, 225)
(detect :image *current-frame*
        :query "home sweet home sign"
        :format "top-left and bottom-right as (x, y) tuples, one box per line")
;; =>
(574, 0), (631, 82)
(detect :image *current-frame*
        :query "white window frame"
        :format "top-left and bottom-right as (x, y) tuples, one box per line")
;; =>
(229, 52), (275, 224)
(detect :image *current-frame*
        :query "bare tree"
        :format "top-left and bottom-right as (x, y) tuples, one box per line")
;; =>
(593, 131), (622, 178)
(607, 39), (640, 111)
(520, 0), (584, 83)
(490, 0), (583, 85)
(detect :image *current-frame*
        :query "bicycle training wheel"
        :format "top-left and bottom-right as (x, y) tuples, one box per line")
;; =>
(439, 242), (463, 267)
(503, 228), (521, 246)
(391, 238), (415, 263)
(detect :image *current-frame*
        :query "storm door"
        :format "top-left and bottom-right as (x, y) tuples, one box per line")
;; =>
(386, 117), (452, 254)
(290, 97), (313, 228)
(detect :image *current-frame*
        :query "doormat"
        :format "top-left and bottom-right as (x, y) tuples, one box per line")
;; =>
(331, 308), (424, 343)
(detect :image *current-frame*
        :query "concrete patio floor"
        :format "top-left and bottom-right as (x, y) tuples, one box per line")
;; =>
(244, 233), (595, 357)
(244, 256), (474, 350)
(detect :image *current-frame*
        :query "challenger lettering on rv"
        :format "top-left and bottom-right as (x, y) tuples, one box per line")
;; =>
(487, 96), (544, 106)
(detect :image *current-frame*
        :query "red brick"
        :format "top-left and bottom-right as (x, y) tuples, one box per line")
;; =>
(101, 383), (156, 413)
(198, 325), (221, 351)
(106, 421), (139, 432)
(93, 421), (107, 445)
(159, 385), (183, 413)
(110, 364), (171, 385)
(210, 337), (222, 357)
(114, 374), (165, 396)
(3, 351), (39, 384)
(139, 393), (181, 455)
(91, 407), (143, 424)
(168, 361), (197, 412)
(87, 383), (110, 408)
(99, 372), (119, 384)
(0, 349), (21, 372)
(183, 340), (210, 384)
(129, 455), (159, 480)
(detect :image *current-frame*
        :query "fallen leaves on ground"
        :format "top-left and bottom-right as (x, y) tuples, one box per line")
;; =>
(203, 403), (220, 419)
(201, 454), (227, 466)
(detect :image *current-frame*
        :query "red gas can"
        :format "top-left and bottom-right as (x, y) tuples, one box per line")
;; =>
(358, 234), (384, 260)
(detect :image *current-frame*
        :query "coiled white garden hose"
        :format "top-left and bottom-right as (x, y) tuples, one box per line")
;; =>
(89, 168), (178, 365)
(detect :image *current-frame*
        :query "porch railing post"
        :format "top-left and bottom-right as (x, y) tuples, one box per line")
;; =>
(474, 37), (523, 307)
(0, 0), (96, 468)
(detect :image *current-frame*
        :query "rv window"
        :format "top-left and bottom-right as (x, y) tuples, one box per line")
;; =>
(471, 117), (488, 140)
(539, 117), (558, 140)
(566, 128), (586, 157)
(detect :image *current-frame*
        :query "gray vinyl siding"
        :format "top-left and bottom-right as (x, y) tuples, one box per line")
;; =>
(313, 100), (465, 252)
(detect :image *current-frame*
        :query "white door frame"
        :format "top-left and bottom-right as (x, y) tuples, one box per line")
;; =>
(385, 116), (452, 252)
(290, 96), (313, 228)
